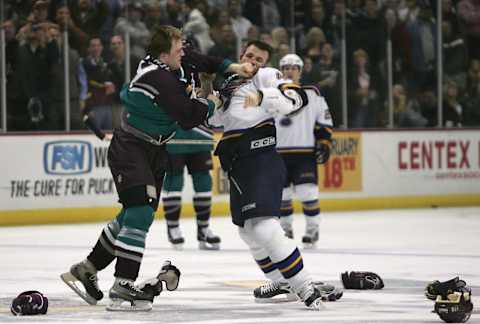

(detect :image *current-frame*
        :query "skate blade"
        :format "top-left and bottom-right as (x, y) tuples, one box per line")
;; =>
(106, 299), (152, 312)
(198, 242), (220, 250)
(60, 272), (98, 305)
(255, 293), (298, 304)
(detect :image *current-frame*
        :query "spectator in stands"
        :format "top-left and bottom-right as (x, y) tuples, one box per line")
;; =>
(14, 21), (60, 130)
(81, 37), (115, 131)
(443, 80), (463, 127)
(70, 0), (108, 40)
(244, 0), (281, 32)
(144, 0), (169, 29)
(404, 2), (437, 96)
(208, 24), (237, 61)
(391, 83), (428, 127)
(48, 24), (84, 130)
(442, 20), (468, 88)
(228, 0), (252, 42)
(4, 20), (21, 131)
(182, 0), (214, 54)
(317, 42), (340, 123)
(108, 35), (139, 129)
(113, 2), (150, 60)
(54, 3), (89, 57)
(457, 0), (480, 60)
(407, 81), (438, 127)
(348, 49), (380, 128)
(462, 59), (480, 126)
(17, 0), (52, 44)
(303, 27), (326, 64)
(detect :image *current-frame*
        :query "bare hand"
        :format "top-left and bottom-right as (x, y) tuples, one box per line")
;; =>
(103, 133), (113, 142)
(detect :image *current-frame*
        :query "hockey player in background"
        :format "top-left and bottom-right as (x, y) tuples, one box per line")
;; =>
(162, 57), (221, 251)
(252, 54), (338, 305)
(275, 54), (333, 248)
(61, 25), (253, 312)
(207, 40), (332, 310)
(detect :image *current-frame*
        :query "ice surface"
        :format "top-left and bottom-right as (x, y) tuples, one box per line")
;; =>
(0, 207), (479, 323)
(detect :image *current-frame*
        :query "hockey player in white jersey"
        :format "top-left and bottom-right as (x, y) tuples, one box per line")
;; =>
(275, 54), (333, 248)
(208, 41), (328, 310)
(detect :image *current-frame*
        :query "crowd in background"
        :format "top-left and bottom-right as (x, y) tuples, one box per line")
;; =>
(1, 0), (480, 131)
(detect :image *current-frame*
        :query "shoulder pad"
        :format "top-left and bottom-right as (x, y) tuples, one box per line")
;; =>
(302, 85), (322, 97)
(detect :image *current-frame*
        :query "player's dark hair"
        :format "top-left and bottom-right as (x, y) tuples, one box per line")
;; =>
(243, 40), (273, 62)
(148, 25), (182, 57)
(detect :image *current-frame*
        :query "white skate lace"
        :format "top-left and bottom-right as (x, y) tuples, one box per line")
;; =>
(120, 280), (143, 294)
(89, 274), (100, 290)
(261, 282), (282, 294)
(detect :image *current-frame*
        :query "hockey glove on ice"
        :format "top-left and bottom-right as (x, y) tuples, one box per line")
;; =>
(11, 291), (48, 316)
(341, 271), (384, 290)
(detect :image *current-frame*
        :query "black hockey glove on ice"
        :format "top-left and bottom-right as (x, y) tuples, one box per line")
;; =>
(11, 291), (48, 316)
(341, 271), (384, 289)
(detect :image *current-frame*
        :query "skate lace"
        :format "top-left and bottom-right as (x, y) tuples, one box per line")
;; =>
(88, 274), (100, 290)
(305, 225), (318, 237)
(120, 280), (144, 294)
(261, 282), (281, 294)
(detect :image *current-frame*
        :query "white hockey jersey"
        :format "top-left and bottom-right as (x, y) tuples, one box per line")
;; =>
(208, 67), (304, 132)
(275, 86), (333, 153)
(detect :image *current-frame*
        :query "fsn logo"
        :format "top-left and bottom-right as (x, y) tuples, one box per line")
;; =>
(43, 141), (92, 175)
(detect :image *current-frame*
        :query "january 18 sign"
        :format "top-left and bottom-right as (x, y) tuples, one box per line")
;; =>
(318, 132), (362, 192)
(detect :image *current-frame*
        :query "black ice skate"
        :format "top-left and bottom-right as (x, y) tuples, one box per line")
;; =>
(167, 226), (185, 250)
(253, 281), (342, 303)
(107, 278), (155, 312)
(302, 224), (319, 249)
(60, 259), (103, 305)
(302, 286), (325, 310)
(197, 226), (221, 250)
(254, 281), (297, 303)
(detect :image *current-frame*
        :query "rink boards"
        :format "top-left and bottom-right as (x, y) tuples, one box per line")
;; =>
(0, 129), (479, 226)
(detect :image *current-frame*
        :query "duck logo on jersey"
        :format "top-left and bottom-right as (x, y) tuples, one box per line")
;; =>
(43, 141), (93, 175)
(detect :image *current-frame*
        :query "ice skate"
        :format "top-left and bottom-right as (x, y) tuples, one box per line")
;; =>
(302, 224), (319, 249)
(197, 227), (221, 250)
(253, 280), (342, 303)
(254, 281), (297, 303)
(60, 259), (103, 305)
(298, 284), (326, 310)
(313, 281), (343, 301)
(106, 278), (155, 312)
(167, 226), (184, 250)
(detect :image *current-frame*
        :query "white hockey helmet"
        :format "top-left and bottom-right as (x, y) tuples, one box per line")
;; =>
(279, 54), (304, 70)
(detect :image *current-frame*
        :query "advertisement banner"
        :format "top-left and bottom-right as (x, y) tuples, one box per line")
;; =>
(319, 132), (362, 192)
(1, 135), (116, 210)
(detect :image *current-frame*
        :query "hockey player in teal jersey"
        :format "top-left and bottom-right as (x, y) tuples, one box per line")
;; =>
(61, 25), (254, 312)
(162, 126), (221, 250)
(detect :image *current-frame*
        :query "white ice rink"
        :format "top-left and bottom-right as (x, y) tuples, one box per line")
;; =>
(0, 207), (479, 324)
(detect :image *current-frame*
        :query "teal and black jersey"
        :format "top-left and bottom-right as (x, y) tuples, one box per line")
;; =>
(120, 51), (232, 137)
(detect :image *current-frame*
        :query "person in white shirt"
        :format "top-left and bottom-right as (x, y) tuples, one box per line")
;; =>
(275, 54), (334, 248)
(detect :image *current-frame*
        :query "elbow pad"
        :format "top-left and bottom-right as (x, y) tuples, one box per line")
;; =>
(258, 84), (308, 116)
